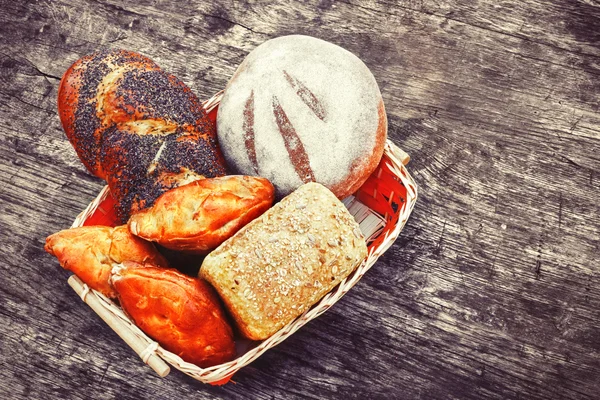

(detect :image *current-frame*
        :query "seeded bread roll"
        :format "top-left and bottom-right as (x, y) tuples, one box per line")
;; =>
(199, 182), (368, 340)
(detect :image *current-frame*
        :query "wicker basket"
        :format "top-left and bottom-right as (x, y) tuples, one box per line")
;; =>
(68, 91), (418, 384)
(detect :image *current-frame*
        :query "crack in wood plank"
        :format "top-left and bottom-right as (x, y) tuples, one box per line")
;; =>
(196, 10), (270, 35)
(0, 92), (55, 115)
(0, 52), (62, 81)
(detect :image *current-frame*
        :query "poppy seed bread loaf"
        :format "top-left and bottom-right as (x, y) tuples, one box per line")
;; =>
(58, 49), (227, 222)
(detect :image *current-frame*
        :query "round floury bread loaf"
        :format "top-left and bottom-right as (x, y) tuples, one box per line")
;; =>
(217, 35), (387, 199)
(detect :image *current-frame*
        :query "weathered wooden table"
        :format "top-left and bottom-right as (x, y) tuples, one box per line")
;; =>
(1, 1), (598, 399)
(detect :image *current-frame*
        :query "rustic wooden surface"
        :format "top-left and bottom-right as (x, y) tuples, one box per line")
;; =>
(1, 0), (599, 398)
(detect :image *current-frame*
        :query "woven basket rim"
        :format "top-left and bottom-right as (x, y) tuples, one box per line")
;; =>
(69, 91), (419, 383)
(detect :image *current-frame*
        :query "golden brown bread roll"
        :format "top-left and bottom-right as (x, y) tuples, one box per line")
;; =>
(128, 175), (275, 254)
(57, 49), (227, 222)
(200, 182), (368, 340)
(111, 262), (236, 368)
(44, 225), (169, 298)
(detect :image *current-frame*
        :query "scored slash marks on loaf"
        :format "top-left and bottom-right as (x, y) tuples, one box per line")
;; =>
(272, 96), (316, 183)
(282, 70), (326, 121)
(243, 90), (259, 174)
(242, 71), (327, 182)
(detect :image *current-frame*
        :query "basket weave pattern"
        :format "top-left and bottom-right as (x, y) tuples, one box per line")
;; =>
(69, 92), (418, 384)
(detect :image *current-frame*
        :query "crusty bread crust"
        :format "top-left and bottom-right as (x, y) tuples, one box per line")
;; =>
(329, 99), (387, 199)
(200, 183), (368, 340)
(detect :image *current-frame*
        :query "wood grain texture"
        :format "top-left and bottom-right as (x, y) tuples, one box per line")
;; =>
(0, 0), (599, 399)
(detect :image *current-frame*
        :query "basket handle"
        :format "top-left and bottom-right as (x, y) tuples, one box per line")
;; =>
(68, 275), (171, 378)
